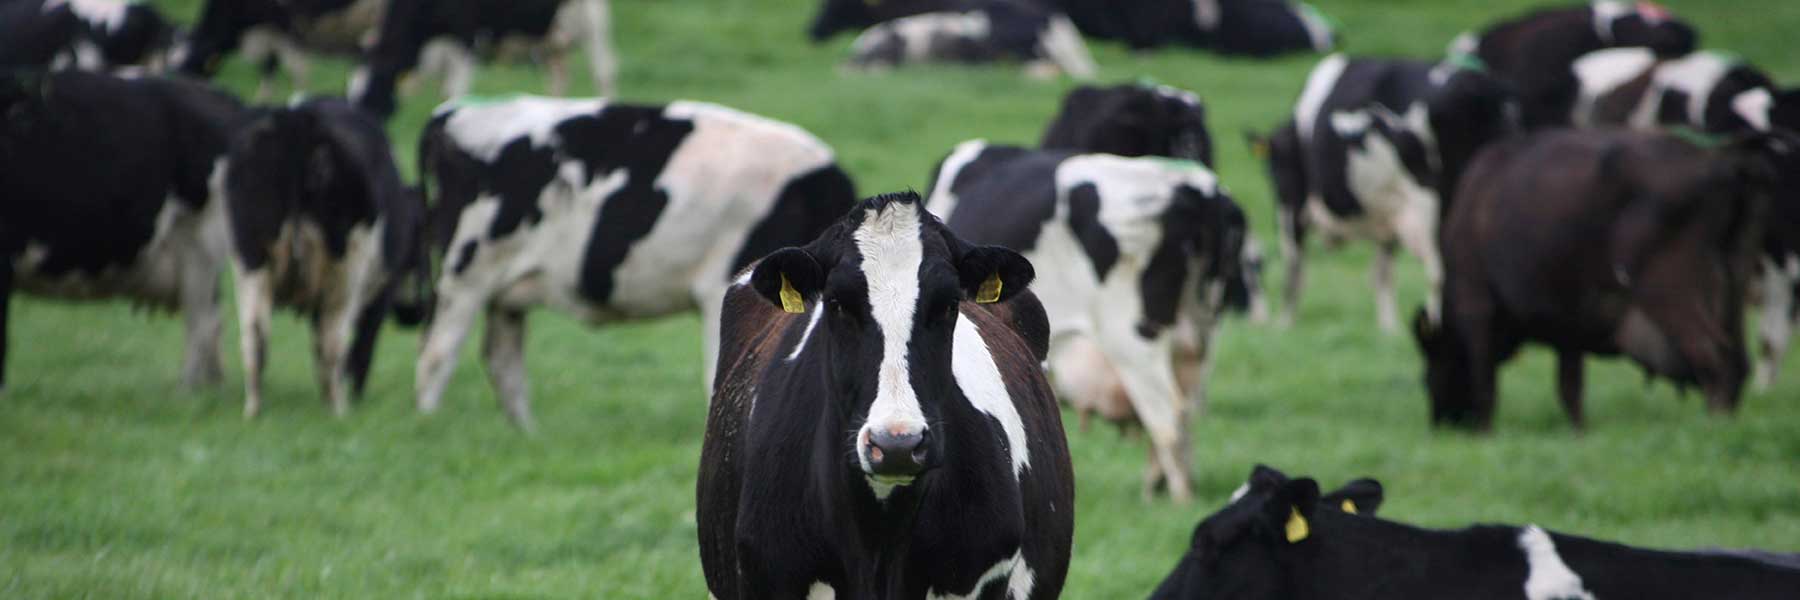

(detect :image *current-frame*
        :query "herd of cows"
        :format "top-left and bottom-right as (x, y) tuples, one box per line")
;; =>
(3, 0), (1799, 598)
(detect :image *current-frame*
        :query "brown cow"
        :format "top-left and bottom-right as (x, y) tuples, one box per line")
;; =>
(1415, 129), (1781, 430)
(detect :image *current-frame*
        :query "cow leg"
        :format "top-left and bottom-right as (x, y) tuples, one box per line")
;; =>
(235, 269), (274, 418)
(545, 52), (570, 97)
(1555, 349), (1586, 430)
(440, 43), (477, 100)
(1277, 207), (1307, 328)
(415, 290), (482, 414)
(1094, 317), (1191, 503)
(276, 41), (311, 93)
(577, 0), (618, 97)
(179, 253), (224, 389)
(312, 291), (362, 417)
(344, 288), (392, 398)
(1397, 206), (1445, 323)
(696, 284), (727, 396)
(482, 307), (533, 431)
(1372, 241), (1400, 334)
(1754, 257), (1796, 391)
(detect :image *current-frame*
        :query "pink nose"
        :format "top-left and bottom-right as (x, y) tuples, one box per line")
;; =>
(865, 427), (929, 476)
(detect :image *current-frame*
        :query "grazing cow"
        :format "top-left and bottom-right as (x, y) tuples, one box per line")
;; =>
(0, 0), (175, 71)
(698, 191), (1074, 599)
(1418, 130), (1780, 430)
(218, 98), (428, 418)
(1260, 54), (1518, 332)
(175, 0), (386, 100)
(1151, 465), (1800, 600)
(414, 97), (855, 429)
(1041, 82), (1214, 167)
(928, 141), (1247, 502)
(0, 71), (243, 392)
(1450, 0), (1697, 129)
(806, 0), (969, 42)
(349, 0), (618, 119)
(1570, 48), (1800, 391)
(844, 0), (1096, 80)
(1054, 0), (1333, 56)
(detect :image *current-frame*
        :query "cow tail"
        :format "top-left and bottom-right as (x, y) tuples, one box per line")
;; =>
(395, 115), (456, 326)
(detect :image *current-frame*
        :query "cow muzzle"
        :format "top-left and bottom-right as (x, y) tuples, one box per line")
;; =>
(860, 426), (932, 478)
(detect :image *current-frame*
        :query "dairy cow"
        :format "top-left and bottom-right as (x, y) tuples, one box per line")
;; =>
(1419, 130), (1780, 430)
(844, 0), (1095, 80)
(1449, 0), (1696, 129)
(928, 141), (1246, 502)
(1151, 465), (1800, 600)
(1041, 82), (1214, 167)
(218, 98), (428, 418)
(698, 191), (1073, 599)
(349, 0), (618, 118)
(0, 0), (175, 71)
(0, 71), (243, 392)
(1571, 47), (1800, 390)
(1259, 54), (1518, 333)
(1053, 0), (1333, 56)
(175, 0), (385, 100)
(414, 97), (855, 429)
(806, 0), (969, 42)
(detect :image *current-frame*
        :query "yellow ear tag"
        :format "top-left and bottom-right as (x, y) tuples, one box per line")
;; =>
(975, 272), (1003, 304)
(1251, 140), (1271, 160)
(779, 273), (805, 314)
(1285, 507), (1310, 543)
(1340, 499), (1358, 515)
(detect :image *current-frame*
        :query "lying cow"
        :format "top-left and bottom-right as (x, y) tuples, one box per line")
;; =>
(414, 97), (856, 429)
(698, 191), (1073, 599)
(218, 98), (428, 418)
(1260, 54), (1518, 332)
(350, 0), (618, 118)
(1041, 82), (1214, 167)
(0, 71), (243, 392)
(1450, 0), (1697, 129)
(1418, 130), (1780, 430)
(1053, 0), (1333, 56)
(1151, 465), (1800, 599)
(0, 0), (175, 71)
(806, 0), (968, 42)
(844, 0), (1095, 80)
(928, 141), (1247, 502)
(175, 0), (387, 100)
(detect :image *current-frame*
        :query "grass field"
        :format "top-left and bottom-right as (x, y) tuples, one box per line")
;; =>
(4, 0), (1799, 597)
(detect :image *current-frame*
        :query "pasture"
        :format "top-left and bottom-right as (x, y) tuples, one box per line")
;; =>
(3, 0), (1798, 597)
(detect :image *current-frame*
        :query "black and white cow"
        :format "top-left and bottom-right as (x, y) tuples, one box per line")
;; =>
(1570, 47), (1800, 391)
(175, 0), (386, 100)
(414, 97), (856, 429)
(928, 141), (1246, 502)
(218, 98), (427, 418)
(1420, 130), (1779, 430)
(844, 0), (1095, 80)
(0, 70), (243, 392)
(1260, 54), (1518, 333)
(1040, 82), (1214, 167)
(0, 0), (175, 71)
(806, 0), (970, 42)
(1449, 0), (1697, 129)
(698, 191), (1073, 599)
(349, 0), (617, 119)
(1053, 0), (1334, 56)
(1150, 465), (1800, 600)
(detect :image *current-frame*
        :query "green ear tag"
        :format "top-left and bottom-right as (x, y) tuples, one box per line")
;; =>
(779, 273), (805, 314)
(976, 272), (1003, 304)
(1285, 507), (1311, 543)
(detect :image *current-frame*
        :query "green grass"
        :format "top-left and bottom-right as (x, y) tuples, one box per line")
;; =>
(4, 0), (1799, 597)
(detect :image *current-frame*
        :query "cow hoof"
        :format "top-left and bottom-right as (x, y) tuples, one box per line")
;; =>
(243, 403), (260, 420)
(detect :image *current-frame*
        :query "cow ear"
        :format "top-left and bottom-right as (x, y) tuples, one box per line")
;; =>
(1262, 478), (1322, 544)
(750, 248), (823, 313)
(957, 245), (1033, 304)
(1320, 478), (1384, 516)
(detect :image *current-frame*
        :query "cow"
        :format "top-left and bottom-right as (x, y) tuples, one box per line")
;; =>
(1053, 0), (1334, 56)
(1041, 82), (1214, 167)
(0, 0), (175, 71)
(1150, 465), (1800, 600)
(1449, 0), (1697, 129)
(806, 0), (970, 42)
(348, 0), (618, 119)
(1259, 54), (1518, 333)
(217, 98), (428, 418)
(843, 0), (1096, 80)
(413, 96), (856, 429)
(1570, 47), (1800, 391)
(174, 0), (386, 100)
(927, 141), (1247, 502)
(1417, 130), (1781, 431)
(697, 190), (1074, 600)
(0, 70), (244, 393)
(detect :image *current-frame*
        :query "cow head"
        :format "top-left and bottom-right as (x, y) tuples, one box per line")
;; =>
(748, 191), (1033, 497)
(1595, 1), (1696, 57)
(1412, 308), (1480, 428)
(1149, 465), (1384, 600)
(1043, 84), (1215, 166)
(1427, 66), (1520, 208)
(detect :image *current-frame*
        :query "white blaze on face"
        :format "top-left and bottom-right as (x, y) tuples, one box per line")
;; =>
(1518, 526), (1598, 600)
(854, 202), (928, 472)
